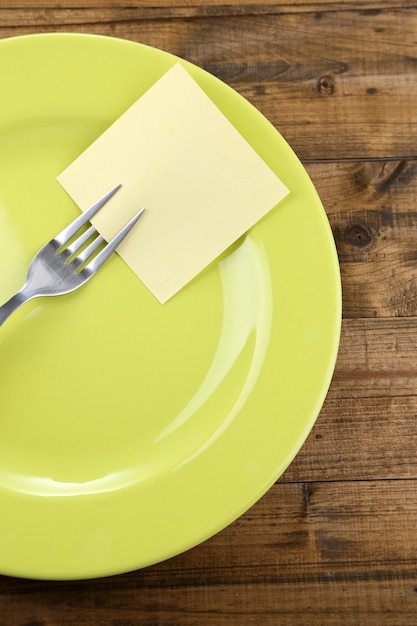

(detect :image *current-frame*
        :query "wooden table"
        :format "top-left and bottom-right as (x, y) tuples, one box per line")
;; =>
(1, 1), (416, 624)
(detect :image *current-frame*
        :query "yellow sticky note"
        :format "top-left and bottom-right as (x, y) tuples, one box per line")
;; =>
(57, 63), (289, 303)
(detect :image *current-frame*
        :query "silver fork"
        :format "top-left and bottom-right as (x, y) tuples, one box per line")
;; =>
(0, 184), (144, 327)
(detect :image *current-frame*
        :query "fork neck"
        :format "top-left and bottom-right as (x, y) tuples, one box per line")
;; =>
(0, 288), (33, 328)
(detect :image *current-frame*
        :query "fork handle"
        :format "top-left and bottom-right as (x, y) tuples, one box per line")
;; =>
(0, 289), (33, 327)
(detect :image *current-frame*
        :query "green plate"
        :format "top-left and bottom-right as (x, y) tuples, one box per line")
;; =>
(0, 33), (341, 580)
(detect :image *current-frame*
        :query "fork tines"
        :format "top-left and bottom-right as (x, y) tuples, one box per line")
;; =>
(56, 184), (144, 272)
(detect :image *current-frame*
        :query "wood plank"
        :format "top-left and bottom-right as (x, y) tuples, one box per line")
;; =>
(331, 318), (417, 398)
(285, 394), (417, 482)
(168, 479), (417, 577)
(0, 1), (415, 9)
(0, 577), (415, 626)
(0, 480), (416, 625)
(305, 160), (417, 319)
(0, 8), (415, 160)
(283, 317), (417, 482)
(158, 8), (417, 162)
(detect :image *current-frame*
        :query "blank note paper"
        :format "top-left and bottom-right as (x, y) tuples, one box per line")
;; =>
(57, 63), (289, 303)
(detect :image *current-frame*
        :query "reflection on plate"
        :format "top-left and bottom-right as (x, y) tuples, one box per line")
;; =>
(0, 33), (341, 580)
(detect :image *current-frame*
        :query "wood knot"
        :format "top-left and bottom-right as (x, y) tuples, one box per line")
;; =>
(317, 75), (335, 96)
(302, 482), (313, 512)
(344, 223), (372, 248)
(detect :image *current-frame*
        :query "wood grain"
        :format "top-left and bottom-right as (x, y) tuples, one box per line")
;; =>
(283, 317), (417, 482)
(306, 160), (417, 318)
(0, 5), (415, 160)
(1, 0), (417, 8)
